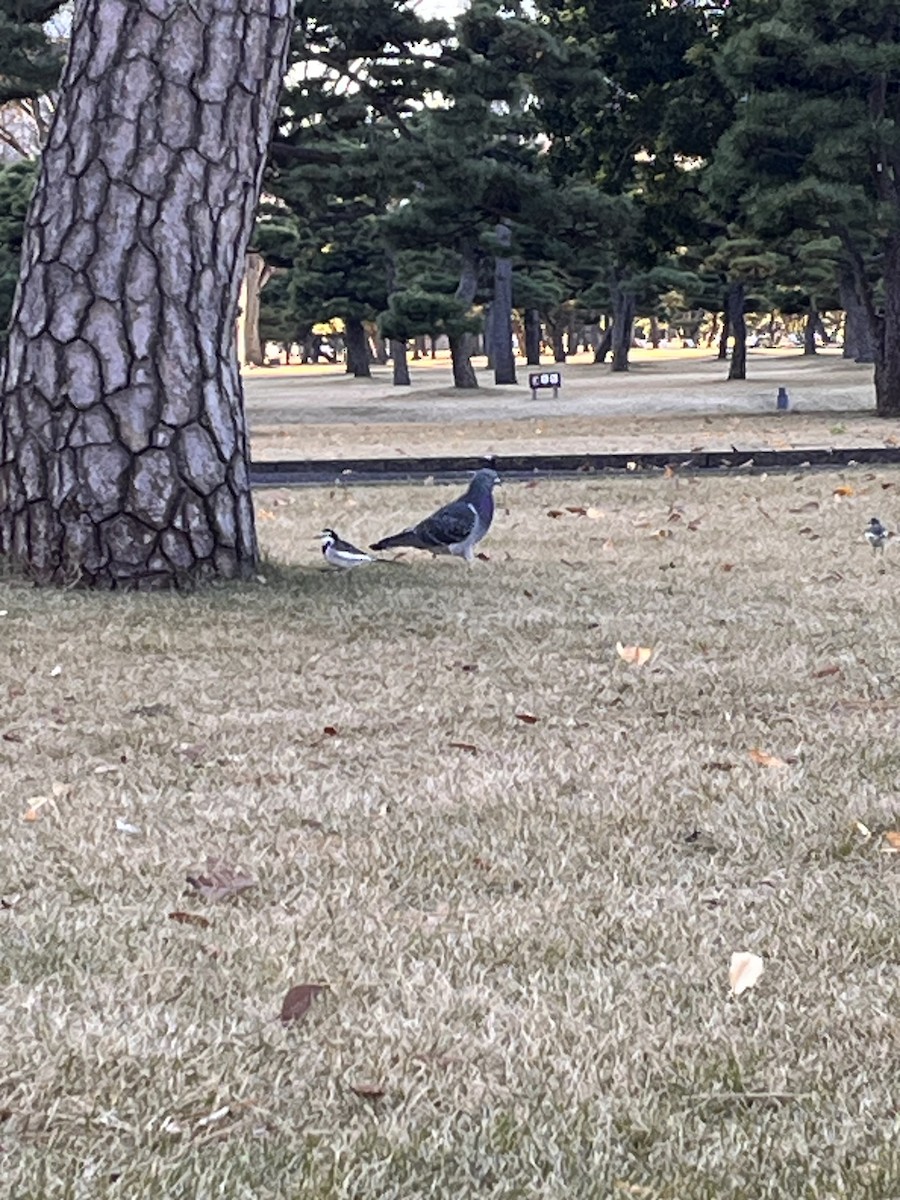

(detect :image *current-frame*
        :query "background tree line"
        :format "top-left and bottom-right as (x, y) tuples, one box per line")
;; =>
(1, 0), (899, 412)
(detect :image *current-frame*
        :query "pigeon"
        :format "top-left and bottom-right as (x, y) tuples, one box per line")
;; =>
(864, 517), (890, 554)
(370, 468), (501, 562)
(318, 528), (375, 570)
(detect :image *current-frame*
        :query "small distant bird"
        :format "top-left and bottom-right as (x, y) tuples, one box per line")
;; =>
(865, 517), (890, 554)
(318, 528), (375, 570)
(370, 468), (501, 562)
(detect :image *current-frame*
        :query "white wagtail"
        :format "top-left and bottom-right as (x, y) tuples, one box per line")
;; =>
(318, 528), (376, 570)
(865, 517), (890, 554)
(370, 468), (500, 563)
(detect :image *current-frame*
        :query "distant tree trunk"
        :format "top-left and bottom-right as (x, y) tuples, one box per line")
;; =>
(726, 282), (747, 380)
(0, 0), (292, 588)
(492, 221), (516, 384)
(550, 321), (566, 362)
(237, 252), (273, 367)
(391, 339), (410, 386)
(449, 239), (478, 389)
(412, 336), (425, 361)
(345, 317), (371, 378)
(372, 333), (388, 365)
(803, 304), (818, 355)
(482, 302), (494, 368)
(565, 312), (578, 356)
(610, 284), (635, 372)
(872, 232), (900, 416)
(649, 315), (661, 349)
(594, 322), (612, 363)
(839, 267), (875, 363)
(525, 308), (541, 365)
(717, 301), (730, 360)
(706, 312), (720, 349)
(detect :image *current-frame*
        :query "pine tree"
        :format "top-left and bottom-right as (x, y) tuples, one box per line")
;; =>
(711, 0), (900, 414)
(0, 0), (293, 587)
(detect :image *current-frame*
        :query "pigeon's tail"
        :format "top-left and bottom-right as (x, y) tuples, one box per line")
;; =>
(370, 531), (418, 552)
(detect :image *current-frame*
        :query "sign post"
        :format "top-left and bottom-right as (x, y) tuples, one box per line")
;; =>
(529, 370), (562, 400)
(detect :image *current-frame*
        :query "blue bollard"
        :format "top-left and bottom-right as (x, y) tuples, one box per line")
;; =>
(776, 386), (790, 411)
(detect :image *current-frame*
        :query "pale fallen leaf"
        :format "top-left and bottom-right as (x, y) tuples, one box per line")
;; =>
(883, 830), (900, 852)
(22, 795), (51, 821)
(51, 781), (69, 798)
(449, 741), (478, 753)
(115, 818), (142, 835)
(350, 1082), (386, 1100)
(49, 664), (62, 677)
(649, 528), (673, 540)
(616, 643), (653, 667)
(729, 952), (764, 995)
(855, 820), (872, 839)
(748, 747), (789, 768)
(194, 1105), (231, 1129)
(186, 858), (257, 902)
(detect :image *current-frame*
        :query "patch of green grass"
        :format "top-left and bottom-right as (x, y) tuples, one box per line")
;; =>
(1, 471), (899, 1197)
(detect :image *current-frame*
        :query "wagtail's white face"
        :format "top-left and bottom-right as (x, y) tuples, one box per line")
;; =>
(318, 529), (336, 546)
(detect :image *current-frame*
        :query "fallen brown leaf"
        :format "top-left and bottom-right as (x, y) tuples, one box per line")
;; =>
(322, 726), (339, 737)
(2, 730), (23, 743)
(833, 485), (854, 498)
(720, 563), (735, 572)
(702, 761), (735, 772)
(515, 712), (539, 724)
(350, 1082), (386, 1101)
(280, 983), (327, 1025)
(788, 501), (820, 513)
(449, 741), (478, 754)
(546, 509), (565, 518)
(883, 830), (900, 851)
(812, 665), (841, 679)
(168, 911), (212, 929)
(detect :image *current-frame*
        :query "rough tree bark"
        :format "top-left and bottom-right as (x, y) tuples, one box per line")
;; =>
(610, 283), (635, 373)
(492, 221), (516, 385)
(594, 322), (612, 363)
(0, 0), (293, 588)
(524, 308), (541, 365)
(874, 232), (900, 417)
(726, 282), (747, 381)
(449, 239), (478, 390)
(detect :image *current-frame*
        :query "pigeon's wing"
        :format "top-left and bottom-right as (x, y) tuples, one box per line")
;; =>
(414, 498), (477, 548)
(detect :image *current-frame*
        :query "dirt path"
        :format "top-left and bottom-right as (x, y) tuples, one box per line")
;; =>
(243, 347), (900, 459)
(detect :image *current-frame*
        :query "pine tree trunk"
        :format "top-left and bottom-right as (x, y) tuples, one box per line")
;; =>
(449, 239), (478, 390)
(524, 308), (541, 365)
(550, 323), (566, 363)
(874, 233), (900, 416)
(803, 304), (818, 355)
(726, 282), (747, 381)
(649, 315), (661, 349)
(238, 252), (270, 367)
(345, 317), (371, 378)
(611, 285), (635, 372)
(717, 304), (729, 360)
(839, 268), (875, 363)
(391, 339), (410, 386)
(372, 333), (388, 365)
(594, 323), (612, 363)
(0, 0), (292, 588)
(492, 221), (516, 384)
(482, 302), (494, 369)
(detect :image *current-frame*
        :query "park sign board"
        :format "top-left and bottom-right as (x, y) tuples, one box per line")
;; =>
(529, 370), (562, 399)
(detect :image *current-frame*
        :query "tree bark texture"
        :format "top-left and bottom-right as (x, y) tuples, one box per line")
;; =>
(0, 0), (293, 588)
(726, 282), (747, 381)
(344, 316), (371, 377)
(492, 221), (516, 385)
(391, 338), (410, 386)
(524, 308), (541, 365)
(610, 284), (635, 373)
(449, 239), (478, 390)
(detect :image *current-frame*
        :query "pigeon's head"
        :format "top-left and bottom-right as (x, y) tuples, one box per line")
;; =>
(868, 517), (883, 529)
(317, 528), (337, 546)
(472, 467), (501, 491)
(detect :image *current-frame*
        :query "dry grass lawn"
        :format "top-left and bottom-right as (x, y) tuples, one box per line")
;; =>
(2, 469), (899, 1198)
